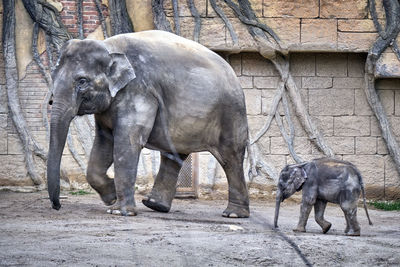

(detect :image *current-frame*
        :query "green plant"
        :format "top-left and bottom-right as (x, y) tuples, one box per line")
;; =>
(69, 190), (92, 196)
(369, 200), (400, 211)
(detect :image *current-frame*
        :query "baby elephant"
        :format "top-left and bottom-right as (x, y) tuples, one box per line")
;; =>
(274, 158), (373, 236)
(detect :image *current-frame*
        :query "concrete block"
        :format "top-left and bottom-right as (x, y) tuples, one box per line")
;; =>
(356, 137), (377, 155)
(7, 134), (23, 155)
(263, 0), (319, 18)
(388, 116), (400, 137)
(316, 53), (348, 77)
(238, 76), (253, 89)
(326, 136), (355, 155)
(270, 136), (311, 155)
(242, 53), (278, 76)
(377, 90), (395, 115)
(370, 116), (381, 137)
(0, 155), (32, 186)
(348, 53), (366, 78)
(309, 89), (354, 116)
(396, 91), (400, 116)
(320, 0), (368, 19)
(338, 19), (376, 32)
(312, 116), (334, 137)
(301, 19), (337, 48)
(0, 85), (7, 113)
(243, 89), (262, 115)
(355, 89), (373, 116)
(302, 77), (332, 89)
(199, 18), (227, 49)
(261, 89), (283, 115)
(384, 156), (400, 187)
(254, 77), (280, 89)
(289, 53), (316, 77)
(333, 77), (364, 89)
(334, 116), (370, 137)
(337, 32), (378, 52)
(377, 137), (388, 155)
(260, 18), (300, 48)
(228, 54), (242, 76)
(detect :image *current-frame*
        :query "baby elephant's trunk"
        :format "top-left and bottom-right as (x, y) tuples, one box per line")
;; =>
(274, 190), (282, 228)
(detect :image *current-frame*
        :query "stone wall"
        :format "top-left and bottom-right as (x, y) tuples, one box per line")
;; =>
(1, 0), (399, 200)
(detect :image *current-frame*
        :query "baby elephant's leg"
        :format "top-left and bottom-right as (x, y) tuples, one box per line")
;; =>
(341, 200), (361, 236)
(314, 200), (332, 234)
(293, 202), (313, 232)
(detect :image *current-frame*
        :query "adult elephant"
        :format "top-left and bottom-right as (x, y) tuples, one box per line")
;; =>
(47, 30), (251, 218)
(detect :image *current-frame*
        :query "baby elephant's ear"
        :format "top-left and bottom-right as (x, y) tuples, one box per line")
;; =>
(108, 53), (136, 97)
(293, 167), (307, 191)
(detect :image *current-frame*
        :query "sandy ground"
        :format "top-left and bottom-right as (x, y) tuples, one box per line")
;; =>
(0, 191), (399, 266)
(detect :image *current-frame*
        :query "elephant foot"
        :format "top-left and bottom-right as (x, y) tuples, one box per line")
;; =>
(322, 222), (332, 234)
(142, 195), (171, 213)
(293, 226), (306, 233)
(345, 229), (360, 236)
(106, 204), (137, 216)
(97, 180), (117, 206)
(222, 202), (249, 218)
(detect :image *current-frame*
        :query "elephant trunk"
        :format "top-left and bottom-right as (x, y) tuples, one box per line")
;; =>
(274, 189), (282, 228)
(47, 102), (75, 210)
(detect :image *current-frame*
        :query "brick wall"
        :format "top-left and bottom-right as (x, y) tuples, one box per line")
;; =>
(61, 0), (108, 38)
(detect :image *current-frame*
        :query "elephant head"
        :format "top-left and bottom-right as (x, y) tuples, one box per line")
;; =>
(47, 39), (136, 210)
(274, 163), (307, 228)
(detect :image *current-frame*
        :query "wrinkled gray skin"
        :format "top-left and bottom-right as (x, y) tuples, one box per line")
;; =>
(48, 30), (250, 218)
(274, 158), (373, 236)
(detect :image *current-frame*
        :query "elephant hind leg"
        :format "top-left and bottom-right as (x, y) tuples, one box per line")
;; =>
(341, 199), (361, 236)
(142, 153), (188, 213)
(314, 200), (332, 234)
(212, 146), (249, 218)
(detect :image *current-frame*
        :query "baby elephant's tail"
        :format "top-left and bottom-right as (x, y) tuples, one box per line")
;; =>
(356, 171), (373, 225)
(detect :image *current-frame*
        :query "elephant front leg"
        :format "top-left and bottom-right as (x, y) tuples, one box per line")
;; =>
(314, 200), (332, 234)
(293, 201), (313, 233)
(86, 126), (116, 206)
(108, 141), (142, 216)
(142, 153), (188, 212)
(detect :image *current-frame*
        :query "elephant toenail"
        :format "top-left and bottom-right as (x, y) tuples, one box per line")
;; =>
(112, 210), (121, 215)
(106, 209), (112, 214)
(229, 213), (238, 218)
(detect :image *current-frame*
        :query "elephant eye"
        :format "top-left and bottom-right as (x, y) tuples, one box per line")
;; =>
(76, 77), (89, 91)
(78, 77), (87, 85)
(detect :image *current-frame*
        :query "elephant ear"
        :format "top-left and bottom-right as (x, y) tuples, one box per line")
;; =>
(292, 167), (307, 191)
(108, 53), (136, 97)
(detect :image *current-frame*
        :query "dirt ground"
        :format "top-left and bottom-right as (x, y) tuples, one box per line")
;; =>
(0, 191), (399, 266)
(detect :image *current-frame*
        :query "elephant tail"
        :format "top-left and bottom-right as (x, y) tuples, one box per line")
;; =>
(356, 170), (373, 226)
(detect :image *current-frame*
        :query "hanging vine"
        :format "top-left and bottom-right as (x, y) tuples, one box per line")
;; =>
(365, 0), (400, 175)
(3, 0), (46, 186)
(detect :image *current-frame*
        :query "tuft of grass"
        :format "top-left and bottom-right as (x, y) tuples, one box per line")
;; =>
(369, 200), (400, 211)
(69, 190), (92, 196)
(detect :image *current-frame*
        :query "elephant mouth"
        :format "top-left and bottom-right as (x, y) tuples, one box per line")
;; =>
(296, 183), (304, 192)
